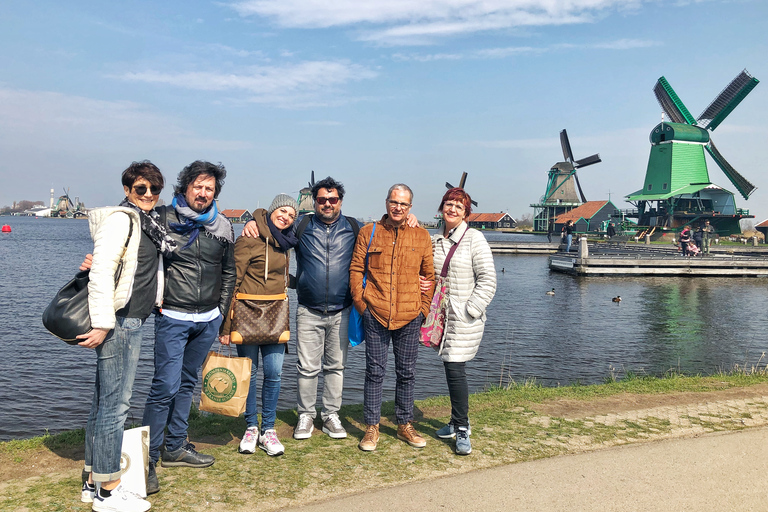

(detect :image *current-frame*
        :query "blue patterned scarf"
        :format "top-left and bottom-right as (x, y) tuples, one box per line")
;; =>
(170, 193), (234, 249)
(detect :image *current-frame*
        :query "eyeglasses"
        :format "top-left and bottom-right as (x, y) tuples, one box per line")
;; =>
(387, 200), (411, 209)
(133, 185), (161, 195)
(316, 197), (340, 205)
(443, 201), (465, 212)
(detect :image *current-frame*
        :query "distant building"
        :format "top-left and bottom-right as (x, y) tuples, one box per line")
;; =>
(465, 212), (516, 230)
(755, 218), (768, 243)
(554, 200), (618, 233)
(220, 209), (253, 223)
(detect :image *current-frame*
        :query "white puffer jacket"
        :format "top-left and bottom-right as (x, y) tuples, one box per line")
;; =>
(87, 207), (163, 329)
(432, 222), (496, 362)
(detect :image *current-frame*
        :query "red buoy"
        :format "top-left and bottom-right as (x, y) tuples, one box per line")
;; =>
(1, 225), (10, 233)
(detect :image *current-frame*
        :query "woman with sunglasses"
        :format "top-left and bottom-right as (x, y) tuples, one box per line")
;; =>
(427, 188), (496, 456)
(78, 161), (176, 511)
(220, 193), (299, 457)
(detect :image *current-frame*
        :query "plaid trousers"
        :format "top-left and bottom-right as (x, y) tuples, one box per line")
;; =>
(363, 309), (423, 425)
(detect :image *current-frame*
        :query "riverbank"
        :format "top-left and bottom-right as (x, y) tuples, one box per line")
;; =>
(3, 373), (768, 511)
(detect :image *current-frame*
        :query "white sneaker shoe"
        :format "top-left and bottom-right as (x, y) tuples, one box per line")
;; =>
(293, 413), (314, 440)
(81, 481), (96, 503)
(258, 429), (285, 456)
(91, 484), (151, 512)
(239, 426), (259, 454)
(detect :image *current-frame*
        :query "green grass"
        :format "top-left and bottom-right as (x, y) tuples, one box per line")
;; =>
(3, 371), (768, 512)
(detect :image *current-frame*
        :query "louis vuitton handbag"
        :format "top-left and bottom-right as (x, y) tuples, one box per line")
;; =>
(229, 292), (290, 344)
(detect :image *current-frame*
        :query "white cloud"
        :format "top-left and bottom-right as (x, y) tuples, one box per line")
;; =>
(0, 88), (249, 152)
(117, 61), (377, 98)
(229, 0), (645, 45)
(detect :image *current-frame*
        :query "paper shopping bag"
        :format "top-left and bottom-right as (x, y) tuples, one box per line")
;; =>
(199, 350), (252, 417)
(119, 426), (149, 498)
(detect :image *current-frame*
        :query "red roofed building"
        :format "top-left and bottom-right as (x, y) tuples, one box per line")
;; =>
(220, 209), (253, 223)
(755, 219), (768, 242)
(554, 200), (618, 233)
(465, 212), (516, 230)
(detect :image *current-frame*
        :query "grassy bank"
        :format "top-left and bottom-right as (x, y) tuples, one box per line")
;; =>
(3, 371), (768, 511)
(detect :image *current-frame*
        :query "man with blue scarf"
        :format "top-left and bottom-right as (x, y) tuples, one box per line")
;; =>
(142, 161), (235, 494)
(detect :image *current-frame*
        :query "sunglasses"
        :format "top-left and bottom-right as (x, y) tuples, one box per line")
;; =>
(133, 184), (161, 195)
(316, 197), (340, 205)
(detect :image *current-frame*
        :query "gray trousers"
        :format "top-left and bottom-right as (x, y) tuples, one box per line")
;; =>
(296, 305), (350, 420)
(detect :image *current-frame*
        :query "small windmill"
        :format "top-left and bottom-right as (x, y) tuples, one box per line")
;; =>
(626, 69), (759, 235)
(530, 129), (601, 231)
(296, 171), (315, 214)
(445, 172), (478, 206)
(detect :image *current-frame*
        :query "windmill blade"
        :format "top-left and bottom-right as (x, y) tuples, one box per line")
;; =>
(458, 172), (468, 189)
(574, 173), (587, 203)
(706, 140), (756, 200)
(574, 153), (601, 168)
(308, 170), (315, 188)
(653, 77), (697, 125)
(560, 129), (574, 163)
(697, 69), (760, 131)
(445, 182), (454, 189)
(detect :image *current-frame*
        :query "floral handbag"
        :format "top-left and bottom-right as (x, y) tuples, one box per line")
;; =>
(420, 231), (465, 349)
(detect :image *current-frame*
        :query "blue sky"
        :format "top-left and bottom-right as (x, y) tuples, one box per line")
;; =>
(1, 0), (766, 225)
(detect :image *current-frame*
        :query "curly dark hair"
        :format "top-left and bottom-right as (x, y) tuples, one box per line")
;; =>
(121, 160), (164, 190)
(312, 176), (346, 201)
(174, 161), (226, 198)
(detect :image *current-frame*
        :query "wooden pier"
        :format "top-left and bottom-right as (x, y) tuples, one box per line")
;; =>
(547, 238), (768, 277)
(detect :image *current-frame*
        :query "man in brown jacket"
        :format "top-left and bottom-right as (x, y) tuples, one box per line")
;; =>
(350, 183), (435, 451)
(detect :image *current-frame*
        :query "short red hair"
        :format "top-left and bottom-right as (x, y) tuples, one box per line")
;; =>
(438, 187), (472, 216)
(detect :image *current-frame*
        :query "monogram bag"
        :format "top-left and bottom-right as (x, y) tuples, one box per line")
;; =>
(230, 238), (290, 345)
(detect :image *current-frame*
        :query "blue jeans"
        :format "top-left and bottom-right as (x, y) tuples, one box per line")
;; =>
(565, 234), (573, 253)
(236, 343), (285, 430)
(142, 314), (222, 463)
(84, 316), (145, 482)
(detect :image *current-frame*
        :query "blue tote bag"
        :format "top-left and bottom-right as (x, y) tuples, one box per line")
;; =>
(349, 223), (376, 347)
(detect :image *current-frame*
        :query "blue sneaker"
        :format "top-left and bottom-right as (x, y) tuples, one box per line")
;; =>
(436, 422), (471, 439)
(455, 427), (471, 455)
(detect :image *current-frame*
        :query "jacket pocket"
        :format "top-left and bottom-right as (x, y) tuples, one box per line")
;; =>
(367, 247), (384, 269)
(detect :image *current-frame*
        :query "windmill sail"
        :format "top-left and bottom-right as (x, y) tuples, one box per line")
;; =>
(575, 154), (601, 168)
(706, 140), (756, 200)
(560, 129), (575, 162)
(654, 77), (697, 125)
(697, 70), (760, 131)
(574, 173), (587, 203)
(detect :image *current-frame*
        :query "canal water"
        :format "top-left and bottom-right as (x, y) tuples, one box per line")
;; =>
(2, 215), (767, 441)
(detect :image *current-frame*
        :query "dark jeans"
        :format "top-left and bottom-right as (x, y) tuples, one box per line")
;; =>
(444, 361), (469, 428)
(362, 309), (422, 425)
(142, 314), (222, 463)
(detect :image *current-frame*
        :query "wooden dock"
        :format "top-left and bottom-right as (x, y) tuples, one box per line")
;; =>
(547, 238), (768, 277)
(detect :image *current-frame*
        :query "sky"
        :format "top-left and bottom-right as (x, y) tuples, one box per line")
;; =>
(1, 0), (767, 225)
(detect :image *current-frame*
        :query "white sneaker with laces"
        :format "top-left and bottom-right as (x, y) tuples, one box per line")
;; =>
(293, 414), (314, 440)
(81, 481), (96, 503)
(322, 413), (347, 439)
(258, 429), (285, 456)
(239, 426), (259, 454)
(91, 484), (151, 512)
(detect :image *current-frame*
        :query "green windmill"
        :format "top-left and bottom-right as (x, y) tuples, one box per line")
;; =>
(296, 171), (315, 215)
(625, 69), (759, 236)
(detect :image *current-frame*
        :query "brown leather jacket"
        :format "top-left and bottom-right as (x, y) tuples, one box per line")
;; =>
(221, 209), (288, 334)
(350, 215), (435, 330)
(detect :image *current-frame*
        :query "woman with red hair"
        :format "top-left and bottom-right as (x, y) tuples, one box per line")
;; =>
(427, 188), (496, 455)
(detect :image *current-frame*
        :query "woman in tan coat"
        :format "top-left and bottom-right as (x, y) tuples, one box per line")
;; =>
(221, 194), (298, 457)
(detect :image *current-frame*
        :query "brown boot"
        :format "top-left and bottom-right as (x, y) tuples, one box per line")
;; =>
(397, 422), (426, 448)
(359, 424), (379, 451)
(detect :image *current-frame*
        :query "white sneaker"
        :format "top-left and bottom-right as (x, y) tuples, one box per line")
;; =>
(239, 426), (259, 454)
(81, 481), (96, 503)
(293, 414), (314, 440)
(258, 429), (285, 456)
(91, 484), (151, 512)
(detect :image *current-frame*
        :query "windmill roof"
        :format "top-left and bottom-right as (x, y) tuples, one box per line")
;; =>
(625, 183), (715, 201)
(555, 201), (611, 222)
(221, 209), (249, 217)
(466, 213), (509, 223)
